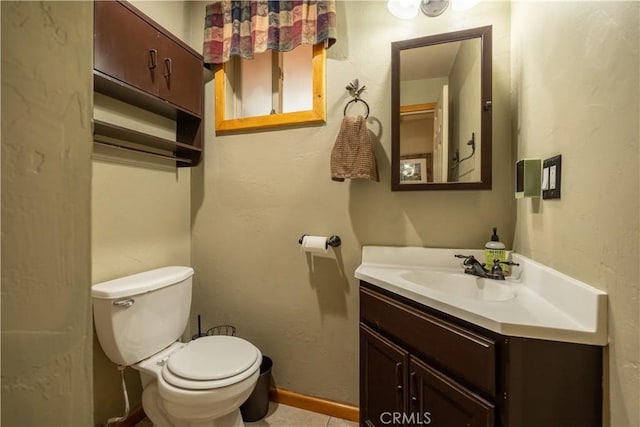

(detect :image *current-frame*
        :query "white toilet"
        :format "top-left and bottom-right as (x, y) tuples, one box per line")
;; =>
(92, 266), (262, 427)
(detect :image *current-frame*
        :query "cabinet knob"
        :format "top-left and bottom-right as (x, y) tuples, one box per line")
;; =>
(164, 58), (172, 85)
(410, 371), (418, 405)
(395, 362), (403, 390)
(148, 49), (157, 70)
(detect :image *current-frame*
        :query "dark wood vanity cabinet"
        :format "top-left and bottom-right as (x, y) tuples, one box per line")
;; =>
(360, 324), (408, 425)
(93, 0), (204, 166)
(361, 324), (493, 427)
(359, 282), (603, 427)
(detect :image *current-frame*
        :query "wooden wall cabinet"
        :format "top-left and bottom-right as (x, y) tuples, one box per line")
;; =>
(360, 282), (603, 427)
(93, 0), (204, 167)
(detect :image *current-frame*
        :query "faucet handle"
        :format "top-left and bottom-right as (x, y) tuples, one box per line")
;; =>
(454, 254), (472, 265)
(454, 253), (475, 263)
(454, 254), (485, 268)
(490, 261), (504, 275)
(490, 259), (520, 278)
(493, 259), (520, 267)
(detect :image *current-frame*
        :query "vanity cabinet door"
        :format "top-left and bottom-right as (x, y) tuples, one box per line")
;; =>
(409, 356), (494, 427)
(360, 324), (408, 427)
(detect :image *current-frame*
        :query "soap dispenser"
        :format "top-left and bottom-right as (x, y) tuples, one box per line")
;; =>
(485, 227), (506, 269)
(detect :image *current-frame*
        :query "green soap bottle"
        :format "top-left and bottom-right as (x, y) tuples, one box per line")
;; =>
(485, 227), (506, 269)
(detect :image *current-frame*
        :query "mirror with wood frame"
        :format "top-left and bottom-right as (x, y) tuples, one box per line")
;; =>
(391, 26), (492, 191)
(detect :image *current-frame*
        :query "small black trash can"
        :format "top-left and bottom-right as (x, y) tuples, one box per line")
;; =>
(240, 356), (273, 422)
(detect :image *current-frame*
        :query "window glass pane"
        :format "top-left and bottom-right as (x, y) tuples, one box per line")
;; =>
(240, 51), (273, 117)
(282, 44), (312, 113)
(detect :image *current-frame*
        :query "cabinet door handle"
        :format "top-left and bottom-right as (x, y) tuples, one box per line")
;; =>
(395, 362), (403, 391)
(409, 371), (418, 408)
(148, 49), (157, 70)
(164, 58), (172, 83)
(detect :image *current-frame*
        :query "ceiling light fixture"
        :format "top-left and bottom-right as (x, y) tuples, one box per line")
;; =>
(420, 0), (450, 17)
(386, 0), (421, 20)
(387, 0), (479, 18)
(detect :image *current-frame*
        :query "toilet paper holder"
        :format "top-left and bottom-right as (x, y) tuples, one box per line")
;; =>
(298, 234), (342, 249)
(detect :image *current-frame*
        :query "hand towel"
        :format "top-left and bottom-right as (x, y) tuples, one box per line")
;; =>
(330, 115), (378, 182)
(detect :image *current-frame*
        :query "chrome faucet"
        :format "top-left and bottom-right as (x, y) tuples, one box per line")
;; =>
(454, 254), (489, 277)
(454, 254), (519, 281)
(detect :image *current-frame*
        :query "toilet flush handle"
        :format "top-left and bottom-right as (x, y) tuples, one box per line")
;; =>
(113, 298), (135, 308)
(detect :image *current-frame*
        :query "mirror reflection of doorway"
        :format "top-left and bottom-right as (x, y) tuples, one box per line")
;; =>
(399, 102), (437, 182)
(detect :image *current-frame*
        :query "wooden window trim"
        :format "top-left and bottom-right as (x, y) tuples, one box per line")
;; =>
(214, 44), (326, 133)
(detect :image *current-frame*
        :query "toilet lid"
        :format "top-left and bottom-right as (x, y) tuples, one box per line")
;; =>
(166, 336), (259, 381)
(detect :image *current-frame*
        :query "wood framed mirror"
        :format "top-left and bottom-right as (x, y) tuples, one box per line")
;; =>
(391, 26), (492, 191)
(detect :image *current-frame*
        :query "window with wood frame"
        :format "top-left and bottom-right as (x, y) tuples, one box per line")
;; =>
(214, 43), (326, 133)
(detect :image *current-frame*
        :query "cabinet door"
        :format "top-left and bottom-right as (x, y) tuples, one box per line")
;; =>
(157, 33), (203, 116)
(360, 286), (496, 397)
(360, 324), (408, 427)
(94, 1), (159, 95)
(409, 356), (494, 427)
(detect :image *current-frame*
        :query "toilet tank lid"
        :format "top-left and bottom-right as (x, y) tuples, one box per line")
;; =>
(92, 266), (194, 299)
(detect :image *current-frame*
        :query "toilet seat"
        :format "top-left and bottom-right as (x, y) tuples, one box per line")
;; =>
(161, 336), (260, 390)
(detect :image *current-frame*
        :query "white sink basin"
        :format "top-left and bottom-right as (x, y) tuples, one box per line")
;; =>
(400, 270), (516, 302)
(355, 246), (608, 346)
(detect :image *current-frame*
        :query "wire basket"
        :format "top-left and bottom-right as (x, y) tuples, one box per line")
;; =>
(206, 324), (236, 337)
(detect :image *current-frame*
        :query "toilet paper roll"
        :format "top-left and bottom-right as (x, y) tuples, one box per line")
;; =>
(300, 235), (329, 255)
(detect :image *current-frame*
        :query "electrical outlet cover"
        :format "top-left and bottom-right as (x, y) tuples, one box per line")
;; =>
(542, 155), (562, 199)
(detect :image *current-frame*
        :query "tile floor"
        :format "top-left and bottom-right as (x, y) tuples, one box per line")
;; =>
(135, 402), (359, 427)
(246, 402), (358, 427)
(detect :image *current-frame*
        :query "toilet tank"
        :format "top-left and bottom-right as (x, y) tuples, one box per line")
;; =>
(92, 266), (194, 366)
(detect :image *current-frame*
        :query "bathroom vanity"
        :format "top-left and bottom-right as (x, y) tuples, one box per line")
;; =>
(356, 247), (607, 427)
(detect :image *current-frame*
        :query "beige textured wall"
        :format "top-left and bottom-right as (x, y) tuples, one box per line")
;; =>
(189, 1), (514, 405)
(91, 2), (192, 425)
(130, 0), (191, 39)
(1, 2), (93, 425)
(510, 2), (639, 426)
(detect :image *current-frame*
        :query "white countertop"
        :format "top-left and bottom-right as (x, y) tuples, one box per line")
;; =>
(355, 246), (608, 346)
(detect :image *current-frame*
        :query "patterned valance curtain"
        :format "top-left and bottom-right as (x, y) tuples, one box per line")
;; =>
(203, 0), (337, 65)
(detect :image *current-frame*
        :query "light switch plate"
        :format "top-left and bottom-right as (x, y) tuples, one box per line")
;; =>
(542, 155), (561, 199)
(542, 167), (550, 190)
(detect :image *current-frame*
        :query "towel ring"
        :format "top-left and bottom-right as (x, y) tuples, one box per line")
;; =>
(343, 98), (370, 119)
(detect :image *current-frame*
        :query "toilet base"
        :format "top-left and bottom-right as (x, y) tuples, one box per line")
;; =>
(141, 381), (246, 427)
(143, 392), (244, 427)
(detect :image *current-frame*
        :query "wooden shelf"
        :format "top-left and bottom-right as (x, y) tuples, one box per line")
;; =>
(93, 119), (201, 167)
(94, 71), (180, 120)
